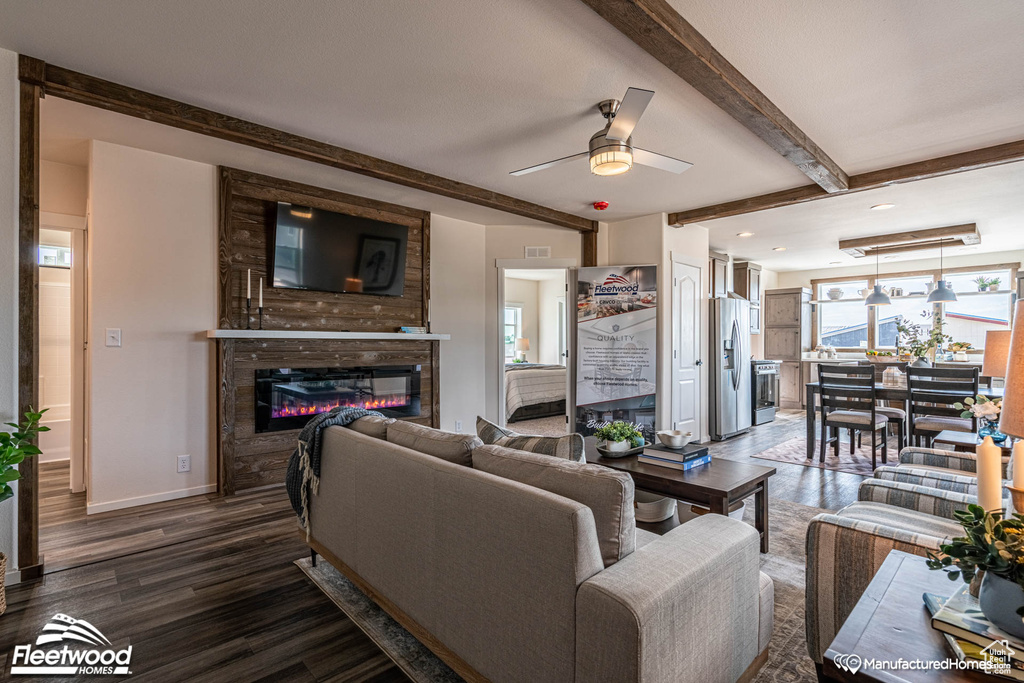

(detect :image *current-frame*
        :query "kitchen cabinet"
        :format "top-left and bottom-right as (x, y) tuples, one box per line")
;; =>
(709, 250), (728, 298)
(779, 362), (802, 409)
(733, 261), (762, 333)
(763, 288), (812, 362)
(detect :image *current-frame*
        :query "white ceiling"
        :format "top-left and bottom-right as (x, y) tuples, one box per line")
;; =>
(3, 0), (1023, 256)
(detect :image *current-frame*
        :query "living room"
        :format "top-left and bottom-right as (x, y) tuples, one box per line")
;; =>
(2, 2), (1024, 682)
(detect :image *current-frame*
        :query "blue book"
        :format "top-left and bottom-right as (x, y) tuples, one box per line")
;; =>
(637, 453), (712, 471)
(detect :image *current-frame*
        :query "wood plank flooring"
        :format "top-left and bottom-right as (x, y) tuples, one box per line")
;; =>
(6, 412), (863, 681)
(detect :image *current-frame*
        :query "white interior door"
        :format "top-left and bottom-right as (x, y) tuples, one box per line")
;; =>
(671, 260), (702, 434)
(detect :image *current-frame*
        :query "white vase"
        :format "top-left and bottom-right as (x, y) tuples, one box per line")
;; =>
(604, 439), (630, 453)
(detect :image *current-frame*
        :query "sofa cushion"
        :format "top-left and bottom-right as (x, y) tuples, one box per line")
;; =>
(836, 501), (962, 540)
(347, 415), (395, 440)
(386, 421), (481, 467)
(473, 443), (635, 567)
(476, 416), (584, 462)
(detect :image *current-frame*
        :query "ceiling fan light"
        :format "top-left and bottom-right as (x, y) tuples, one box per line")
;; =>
(865, 284), (891, 306)
(927, 280), (958, 303)
(590, 150), (633, 176)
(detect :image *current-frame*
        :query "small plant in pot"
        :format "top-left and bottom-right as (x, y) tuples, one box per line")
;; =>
(593, 421), (644, 453)
(927, 506), (1024, 639)
(0, 409), (47, 616)
(989, 278), (1002, 292)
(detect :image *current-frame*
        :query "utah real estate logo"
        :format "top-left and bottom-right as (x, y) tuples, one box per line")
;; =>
(11, 613), (133, 676)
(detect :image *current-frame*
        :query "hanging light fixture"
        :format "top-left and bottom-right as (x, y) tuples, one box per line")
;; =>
(927, 237), (958, 303)
(865, 251), (891, 306)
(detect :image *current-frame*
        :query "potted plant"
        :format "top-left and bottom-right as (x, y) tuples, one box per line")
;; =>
(593, 421), (644, 453)
(928, 506), (1024, 639)
(948, 341), (973, 362)
(0, 409), (47, 615)
(974, 276), (992, 292)
(989, 278), (1002, 292)
(955, 394), (1006, 443)
(896, 313), (950, 366)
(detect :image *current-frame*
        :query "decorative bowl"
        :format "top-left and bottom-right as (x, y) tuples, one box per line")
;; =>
(656, 430), (693, 449)
(827, 287), (843, 300)
(634, 491), (677, 523)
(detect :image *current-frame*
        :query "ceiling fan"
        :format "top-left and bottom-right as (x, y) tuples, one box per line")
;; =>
(510, 87), (693, 177)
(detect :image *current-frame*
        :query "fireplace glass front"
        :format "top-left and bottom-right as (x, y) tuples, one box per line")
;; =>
(255, 365), (421, 433)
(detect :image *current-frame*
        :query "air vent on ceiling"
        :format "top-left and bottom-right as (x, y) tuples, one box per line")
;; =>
(525, 246), (551, 259)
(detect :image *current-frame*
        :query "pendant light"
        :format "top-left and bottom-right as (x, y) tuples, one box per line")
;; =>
(927, 238), (958, 303)
(865, 251), (891, 306)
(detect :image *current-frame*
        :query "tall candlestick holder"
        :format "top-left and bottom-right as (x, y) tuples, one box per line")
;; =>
(246, 298), (253, 330)
(258, 306), (264, 330)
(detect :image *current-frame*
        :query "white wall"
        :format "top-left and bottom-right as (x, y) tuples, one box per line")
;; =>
(504, 278), (539, 363)
(40, 161), (88, 217)
(0, 47), (19, 582)
(484, 225), (580, 420)
(429, 214), (486, 433)
(537, 277), (564, 365)
(87, 141), (217, 513)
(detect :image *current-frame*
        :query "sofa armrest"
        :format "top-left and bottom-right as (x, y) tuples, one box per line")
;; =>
(858, 479), (975, 518)
(873, 466), (979, 494)
(899, 447), (1010, 478)
(575, 515), (765, 683)
(805, 513), (946, 665)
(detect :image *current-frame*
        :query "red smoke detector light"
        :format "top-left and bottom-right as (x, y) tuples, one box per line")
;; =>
(593, 201), (609, 211)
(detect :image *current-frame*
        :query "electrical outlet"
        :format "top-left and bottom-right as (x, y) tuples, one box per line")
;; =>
(176, 455), (191, 473)
(455, 420), (463, 433)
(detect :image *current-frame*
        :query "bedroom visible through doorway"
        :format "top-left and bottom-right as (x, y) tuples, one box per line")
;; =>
(500, 268), (570, 436)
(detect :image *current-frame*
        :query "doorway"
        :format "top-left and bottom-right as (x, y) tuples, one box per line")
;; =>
(671, 258), (703, 435)
(498, 266), (572, 435)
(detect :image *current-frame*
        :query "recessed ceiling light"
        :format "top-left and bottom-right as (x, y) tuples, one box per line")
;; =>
(736, 232), (754, 237)
(884, 255), (898, 260)
(773, 247), (786, 251)
(870, 203), (896, 211)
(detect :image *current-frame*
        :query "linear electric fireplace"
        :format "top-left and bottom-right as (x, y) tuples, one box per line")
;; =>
(255, 365), (421, 433)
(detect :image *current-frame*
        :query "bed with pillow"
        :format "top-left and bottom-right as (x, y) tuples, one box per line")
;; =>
(504, 363), (567, 422)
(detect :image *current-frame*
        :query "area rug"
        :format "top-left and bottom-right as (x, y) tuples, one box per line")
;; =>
(295, 557), (463, 683)
(298, 496), (826, 683)
(752, 435), (898, 476)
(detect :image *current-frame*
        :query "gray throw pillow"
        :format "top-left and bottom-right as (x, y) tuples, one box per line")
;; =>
(476, 416), (584, 462)
(386, 420), (481, 467)
(347, 415), (395, 440)
(473, 444), (635, 567)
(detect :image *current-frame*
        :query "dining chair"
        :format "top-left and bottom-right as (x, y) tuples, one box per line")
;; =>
(818, 364), (888, 468)
(906, 365), (980, 447)
(857, 360), (907, 450)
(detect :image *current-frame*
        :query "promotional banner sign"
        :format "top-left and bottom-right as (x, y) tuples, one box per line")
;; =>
(575, 265), (657, 442)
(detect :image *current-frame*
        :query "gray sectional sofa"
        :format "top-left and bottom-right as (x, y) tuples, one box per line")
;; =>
(304, 418), (773, 683)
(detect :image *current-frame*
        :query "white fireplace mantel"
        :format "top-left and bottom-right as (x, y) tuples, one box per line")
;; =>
(206, 329), (451, 341)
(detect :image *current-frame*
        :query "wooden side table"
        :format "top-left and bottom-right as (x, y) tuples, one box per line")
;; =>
(933, 430), (1013, 455)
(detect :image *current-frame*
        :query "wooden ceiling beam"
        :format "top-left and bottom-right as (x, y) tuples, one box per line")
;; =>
(838, 223), (979, 257)
(20, 55), (597, 233)
(579, 0), (849, 192)
(669, 139), (1024, 226)
(860, 238), (970, 258)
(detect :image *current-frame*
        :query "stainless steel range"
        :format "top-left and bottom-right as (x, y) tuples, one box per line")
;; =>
(751, 360), (782, 425)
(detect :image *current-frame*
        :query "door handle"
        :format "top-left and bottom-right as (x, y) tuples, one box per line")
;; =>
(695, 360), (703, 366)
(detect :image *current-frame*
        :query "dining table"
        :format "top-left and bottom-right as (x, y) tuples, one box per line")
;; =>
(804, 382), (1004, 459)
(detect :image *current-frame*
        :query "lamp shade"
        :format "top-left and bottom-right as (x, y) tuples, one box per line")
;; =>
(514, 337), (530, 352)
(999, 301), (1024, 438)
(864, 284), (891, 306)
(982, 329), (1013, 378)
(927, 280), (958, 303)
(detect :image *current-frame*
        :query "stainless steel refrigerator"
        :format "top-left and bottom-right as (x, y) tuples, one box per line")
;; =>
(710, 295), (752, 440)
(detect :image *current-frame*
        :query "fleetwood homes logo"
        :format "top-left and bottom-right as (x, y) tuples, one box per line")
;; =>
(594, 274), (638, 296)
(11, 614), (133, 676)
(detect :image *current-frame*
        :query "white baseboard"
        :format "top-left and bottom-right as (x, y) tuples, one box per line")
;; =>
(86, 483), (217, 515)
(5, 569), (22, 586)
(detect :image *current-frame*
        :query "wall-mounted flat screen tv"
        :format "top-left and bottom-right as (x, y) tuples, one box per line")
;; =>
(272, 202), (409, 297)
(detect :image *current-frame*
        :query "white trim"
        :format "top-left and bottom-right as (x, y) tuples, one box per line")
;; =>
(86, 483), (217, 515)
(40, 211), (86, 231)
(206, 329), (450, 340)
(495, 257), (577, 269)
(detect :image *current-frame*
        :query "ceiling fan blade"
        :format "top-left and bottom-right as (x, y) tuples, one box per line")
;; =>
(633, 148), (693, 174)
(509, 151), (589, 176)
(606, 87), (654, 141)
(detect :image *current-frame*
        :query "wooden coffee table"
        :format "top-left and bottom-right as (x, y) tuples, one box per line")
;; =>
(933, 429), (1013, 455)
(584, 437), (775, 552)
(823, 550), (989, 683)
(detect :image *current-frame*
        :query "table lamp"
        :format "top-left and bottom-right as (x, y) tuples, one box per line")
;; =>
(982, 329), (1013, 388)
(514, 337), (530, 362)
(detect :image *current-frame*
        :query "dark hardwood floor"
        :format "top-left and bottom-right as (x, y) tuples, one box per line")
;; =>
(5, 412), (861, 681)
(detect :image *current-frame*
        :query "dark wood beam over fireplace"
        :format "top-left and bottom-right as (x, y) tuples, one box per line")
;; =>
(579, 0), (849, 192)
(19, 56), (598, 234)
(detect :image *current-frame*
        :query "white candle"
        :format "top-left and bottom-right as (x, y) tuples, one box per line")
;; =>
(1013, 441), (1024, 491)
(977, 436), (1004, 514)
(247, 269), (251, 300)
(259, 278), (263, 309)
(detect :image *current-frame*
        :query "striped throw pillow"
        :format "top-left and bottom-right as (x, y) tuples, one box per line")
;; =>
(475, 416), (584, 462)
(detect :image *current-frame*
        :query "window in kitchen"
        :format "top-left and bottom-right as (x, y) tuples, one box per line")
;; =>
(875, 275), (935, 348)
(816, 280), (870, 348)
(941, 269), (1014, 350)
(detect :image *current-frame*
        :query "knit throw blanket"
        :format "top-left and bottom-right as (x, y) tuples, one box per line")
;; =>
(285, 407), (385, 534)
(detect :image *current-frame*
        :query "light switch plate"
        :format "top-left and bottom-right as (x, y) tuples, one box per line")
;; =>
(105, 328), (122, 347)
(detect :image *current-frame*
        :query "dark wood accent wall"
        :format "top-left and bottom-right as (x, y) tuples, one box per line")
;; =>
(219, 167), (430, 331)
(216, 169), (440, 493)
(219, 339), (438, 494)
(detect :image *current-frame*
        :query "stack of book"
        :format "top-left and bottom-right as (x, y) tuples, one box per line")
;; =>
(637, 444), (711, 471)
(925, 585), (1024, 680)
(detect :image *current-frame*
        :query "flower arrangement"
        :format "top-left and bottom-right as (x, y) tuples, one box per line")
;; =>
(895, 312), (950, 360)
(927, 507), (1024, 588)
(593, 421), (644, 448)
(954, 395), (1001, 421)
